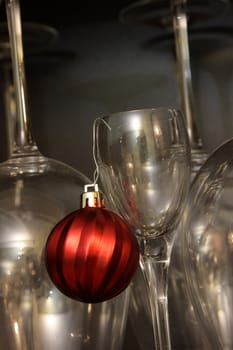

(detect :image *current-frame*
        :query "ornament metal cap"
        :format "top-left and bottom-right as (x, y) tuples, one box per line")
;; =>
(81, 183), (105, 208)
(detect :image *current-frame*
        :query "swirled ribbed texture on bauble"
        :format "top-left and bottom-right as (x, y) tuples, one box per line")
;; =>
(45, 207), (140, 303)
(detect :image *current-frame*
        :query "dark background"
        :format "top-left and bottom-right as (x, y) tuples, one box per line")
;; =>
(0, 1), (233, 349)
(0, 0), (233, 179)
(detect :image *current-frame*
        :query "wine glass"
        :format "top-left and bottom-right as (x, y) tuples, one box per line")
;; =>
(0, 0), (130, 349)
(181, 138), (233, 349)
(94, 107), (190, 350)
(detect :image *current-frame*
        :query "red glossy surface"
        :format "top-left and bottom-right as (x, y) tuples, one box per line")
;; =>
(45, 207), (139, 303)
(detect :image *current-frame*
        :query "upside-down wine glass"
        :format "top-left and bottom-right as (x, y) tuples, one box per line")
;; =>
(95, 107), (190, 350)
(0, 0), (129, 349)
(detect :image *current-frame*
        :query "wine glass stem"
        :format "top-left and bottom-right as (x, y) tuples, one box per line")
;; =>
(3, 68), (15, 157)
(171, 0), (201, 149)
(5, 0), (39, 157)
(140, 237), (172, 350)
(144, 256), (171, 350)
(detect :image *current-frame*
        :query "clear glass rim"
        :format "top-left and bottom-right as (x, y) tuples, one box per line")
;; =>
(100, 106), (182, 120)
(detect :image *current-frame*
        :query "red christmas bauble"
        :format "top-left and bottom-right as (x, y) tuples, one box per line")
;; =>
(45, 207), (139, 303)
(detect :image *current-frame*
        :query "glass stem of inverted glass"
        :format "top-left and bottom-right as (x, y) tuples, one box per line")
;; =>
(6, 0), (40, 159)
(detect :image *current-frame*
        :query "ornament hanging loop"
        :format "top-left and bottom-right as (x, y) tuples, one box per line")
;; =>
(80, 117), (111, 209)
(92, 117), (111, 185)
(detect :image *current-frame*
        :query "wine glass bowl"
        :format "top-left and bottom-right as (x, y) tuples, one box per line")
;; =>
(0, 156), (89, 349)
(0, 151), (131, 350)
(96, 108), (190, 239)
